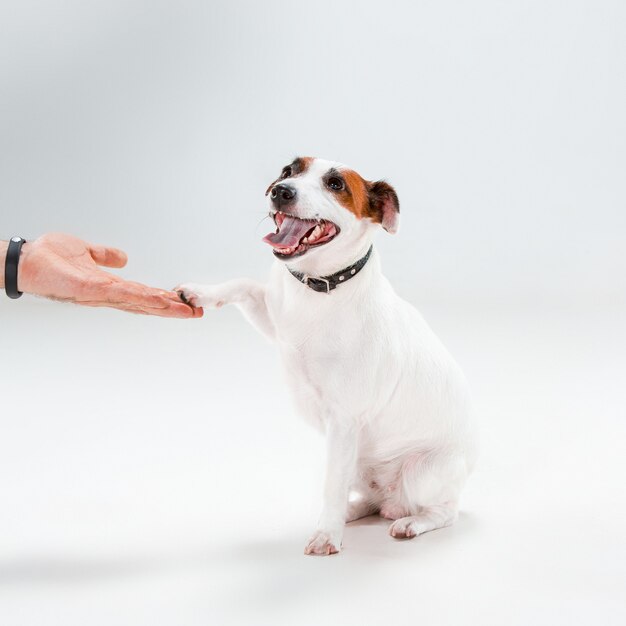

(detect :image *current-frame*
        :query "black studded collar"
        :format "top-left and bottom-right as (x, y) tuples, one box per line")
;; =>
(286, 245), (373, 293)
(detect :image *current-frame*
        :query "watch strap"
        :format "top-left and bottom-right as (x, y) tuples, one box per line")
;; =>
(5, 236), (26, 299)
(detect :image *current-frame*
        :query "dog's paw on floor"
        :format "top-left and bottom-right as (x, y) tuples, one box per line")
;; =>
(304, 529), (342, 556)
(388, 517), (420, 539)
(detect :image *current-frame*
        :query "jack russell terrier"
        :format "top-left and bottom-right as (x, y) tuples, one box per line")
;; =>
(177, 157), (477, 556)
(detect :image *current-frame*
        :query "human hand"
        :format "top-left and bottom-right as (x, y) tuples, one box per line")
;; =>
(16, 233), (202, 318)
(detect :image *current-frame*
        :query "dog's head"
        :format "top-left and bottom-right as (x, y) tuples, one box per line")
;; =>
(263, 157), (399, 264)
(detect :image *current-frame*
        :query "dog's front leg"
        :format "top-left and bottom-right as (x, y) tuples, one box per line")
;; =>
(305, 421), (358, 556)
(176, 279), (275, 339)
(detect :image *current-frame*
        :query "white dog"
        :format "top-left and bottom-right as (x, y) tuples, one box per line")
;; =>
(177, 157), (477, 556)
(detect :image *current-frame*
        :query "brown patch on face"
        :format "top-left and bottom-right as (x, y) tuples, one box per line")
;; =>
(265, 156), (314, 195)
(335, 169), (370, 218)
(327, 167), (400, 232)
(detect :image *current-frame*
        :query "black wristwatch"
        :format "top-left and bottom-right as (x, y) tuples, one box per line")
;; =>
(5, 236), (27, 299)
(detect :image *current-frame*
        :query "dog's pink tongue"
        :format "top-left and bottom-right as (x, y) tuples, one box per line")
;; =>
(263, 215), (313, 248)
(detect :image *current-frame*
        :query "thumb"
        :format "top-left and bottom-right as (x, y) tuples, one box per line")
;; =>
(88, 243), (128, 268)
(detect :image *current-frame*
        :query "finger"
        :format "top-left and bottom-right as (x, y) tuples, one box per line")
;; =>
(90, 281), (205, 317)
(88, 244), (128, 268)
(108, 283), (190, 308)
(153, 303), (204, 318)
(78, 299), (203, 318)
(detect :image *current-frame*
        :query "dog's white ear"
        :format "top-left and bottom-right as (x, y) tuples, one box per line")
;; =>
(368, 181), (399, 234)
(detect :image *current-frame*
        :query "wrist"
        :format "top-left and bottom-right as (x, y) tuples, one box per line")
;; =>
(16, 241), (34, 294)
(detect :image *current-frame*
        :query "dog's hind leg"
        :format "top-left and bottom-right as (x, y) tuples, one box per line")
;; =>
(388, 502), (459, 538)
(387, 452), (466, 540)
(345, 499), (379, 522)
(345, 476), (381, 522)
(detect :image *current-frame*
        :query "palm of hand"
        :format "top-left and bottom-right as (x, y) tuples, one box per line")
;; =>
(18, 233), (201, 317)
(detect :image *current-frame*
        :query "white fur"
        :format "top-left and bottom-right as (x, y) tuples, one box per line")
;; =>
(178, 158), (477, 556)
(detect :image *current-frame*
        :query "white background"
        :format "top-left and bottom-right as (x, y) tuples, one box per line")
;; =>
(1, 1), (625, 625)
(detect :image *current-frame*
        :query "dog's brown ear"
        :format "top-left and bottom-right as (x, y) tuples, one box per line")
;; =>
(368, 180), (399, 233)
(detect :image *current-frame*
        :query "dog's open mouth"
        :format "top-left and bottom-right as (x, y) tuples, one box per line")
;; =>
(263, 212), (339, 258)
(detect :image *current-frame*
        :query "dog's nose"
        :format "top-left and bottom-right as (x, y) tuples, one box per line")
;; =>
(270, 184), (296, 207)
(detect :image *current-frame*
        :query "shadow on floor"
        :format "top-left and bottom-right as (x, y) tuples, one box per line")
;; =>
(0, 511), (481, 590)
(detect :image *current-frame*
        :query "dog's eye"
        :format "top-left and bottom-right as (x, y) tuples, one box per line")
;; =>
(327, 177), (344, 191)
(281, 167), (292, 179)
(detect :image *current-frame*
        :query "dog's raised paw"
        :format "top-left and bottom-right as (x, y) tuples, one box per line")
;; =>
(174, 283), (226, 309)
(304, 530), (342, 556)
(175, 283), (201, 307)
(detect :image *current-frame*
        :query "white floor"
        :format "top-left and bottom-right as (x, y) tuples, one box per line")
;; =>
(1, 297), (625, 626)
